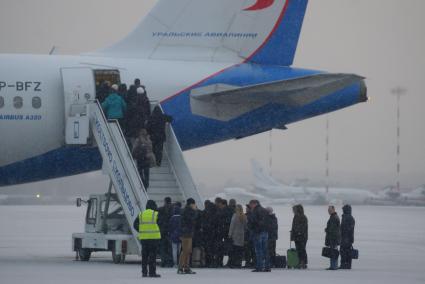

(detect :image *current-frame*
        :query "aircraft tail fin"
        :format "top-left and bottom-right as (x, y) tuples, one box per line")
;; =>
(251, 159), (282, 187)
(91, 0), (308, 66)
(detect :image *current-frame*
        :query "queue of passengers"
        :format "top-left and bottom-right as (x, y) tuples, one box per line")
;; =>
(98, 79), (173, 190)
(134, 197), (356, 277)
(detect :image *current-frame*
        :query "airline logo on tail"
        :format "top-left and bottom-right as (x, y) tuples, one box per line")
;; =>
(244, 0), (275, 11)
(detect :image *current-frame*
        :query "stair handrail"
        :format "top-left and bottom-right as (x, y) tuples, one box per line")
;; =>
(155, 105), (204, 209)
(91, 100), (148, 209)
(89, 100), (149, 252)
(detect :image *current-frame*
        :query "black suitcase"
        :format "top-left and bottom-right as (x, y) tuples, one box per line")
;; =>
(322, 247), (339, 259)
(274, 255), (287, 268)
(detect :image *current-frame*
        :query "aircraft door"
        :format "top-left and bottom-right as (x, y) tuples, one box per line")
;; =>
(61, 68), (95, 145)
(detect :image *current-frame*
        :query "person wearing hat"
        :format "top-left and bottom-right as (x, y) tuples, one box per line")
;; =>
(178, 198), (198, 274)
(101, 83), (127, 127)
(340, 204), (355, 269)
(125, 82), (150, 139)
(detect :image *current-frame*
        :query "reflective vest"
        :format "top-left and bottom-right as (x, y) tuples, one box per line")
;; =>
(138, 209), (161, 240)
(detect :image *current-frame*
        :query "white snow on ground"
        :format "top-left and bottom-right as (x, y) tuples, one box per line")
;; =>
(0, 205), (424, 284)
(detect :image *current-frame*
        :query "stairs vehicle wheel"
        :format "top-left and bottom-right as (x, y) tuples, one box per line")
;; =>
(78, 248), (91, 261)
(112, 248), (125, 264)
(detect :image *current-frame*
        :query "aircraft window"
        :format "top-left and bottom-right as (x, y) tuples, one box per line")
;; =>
(0, 96), (4, 108)
(13, 96), (23, 109)
(86, 198), (97, 225)
(101, 200), (124, 219)
(32, 96), (42, 109)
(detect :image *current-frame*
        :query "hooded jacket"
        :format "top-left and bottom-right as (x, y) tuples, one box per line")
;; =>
(101, 93), (127, 119)
(267, 213), (279, 241)
(341, 205), (355, 247)
(146, 107), (173, 143)
(291, 205), (308, 242)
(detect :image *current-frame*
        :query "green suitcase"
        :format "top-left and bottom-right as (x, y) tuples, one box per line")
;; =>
(287, 242), (299, 269)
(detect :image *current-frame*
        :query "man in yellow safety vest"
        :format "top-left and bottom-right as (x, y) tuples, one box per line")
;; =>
(134, 200), (161, 278)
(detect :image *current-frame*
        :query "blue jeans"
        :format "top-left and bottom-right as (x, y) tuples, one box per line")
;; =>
(330, 246), (339, 269)
(172, 242), (181, 267)
(253, 232), (270, 270)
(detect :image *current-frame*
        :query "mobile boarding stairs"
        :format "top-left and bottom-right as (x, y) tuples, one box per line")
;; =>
(65, 89), (202, 264)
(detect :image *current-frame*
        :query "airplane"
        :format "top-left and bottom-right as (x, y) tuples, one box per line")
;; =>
(369, 185), (425, 206)
(400, 185), (425, 206)
(0, 0), (367, 187)
(214, 187), (268, 205)
(372, 186), (401, 203)
(251, 160), (378, 205)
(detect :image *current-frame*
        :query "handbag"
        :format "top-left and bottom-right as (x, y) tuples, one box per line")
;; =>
(224, 238), (233, 254)
(322, 247), (339, 259)
(351, 247), (359, 259)
(274, 254), (287, 268)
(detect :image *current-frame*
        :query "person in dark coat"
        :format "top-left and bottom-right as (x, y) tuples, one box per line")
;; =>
(126, 86), (150, 139)
(146, 106), (173, 166)
(192, 206), (204, 249)
(96, 81), (111, 103)
(178, 198), (198, 274)
(213, 199), (233, 267)
(169, 204), (182, 267)
(158, 197), (174, 267)
(136, 85), (151, 125)
(128, 78), (146, 100)
(214, 199), (226, 267)
(340, 204), (355, 269)
(118, 83), (128, 99)
(266, 207), (278, 268)
(223, 200), (235, 267)
(248, 200), (271, 272)
(325, 205), (341, 270)
(118, 83), (129, 131)
(201, 200), (217, 268)
(290, 204), (308, 269)
(229, 199), (236, 212)
(132, 78), (146, 92)
(244, 204), (255, 268)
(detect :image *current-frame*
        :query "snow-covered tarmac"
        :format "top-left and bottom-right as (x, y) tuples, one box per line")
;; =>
(0, 205), (424, 284)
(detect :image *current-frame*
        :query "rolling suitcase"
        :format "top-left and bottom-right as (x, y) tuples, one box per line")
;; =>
(287, 242), (299, 269)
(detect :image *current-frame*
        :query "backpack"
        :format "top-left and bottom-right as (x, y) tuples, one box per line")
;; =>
(132, 139), (148, 161)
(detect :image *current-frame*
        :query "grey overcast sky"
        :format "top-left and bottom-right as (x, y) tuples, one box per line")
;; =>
(0, 0), (424, 194)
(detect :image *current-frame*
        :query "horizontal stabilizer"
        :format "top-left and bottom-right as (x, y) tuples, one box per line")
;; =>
(190, 73), (365, 121)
